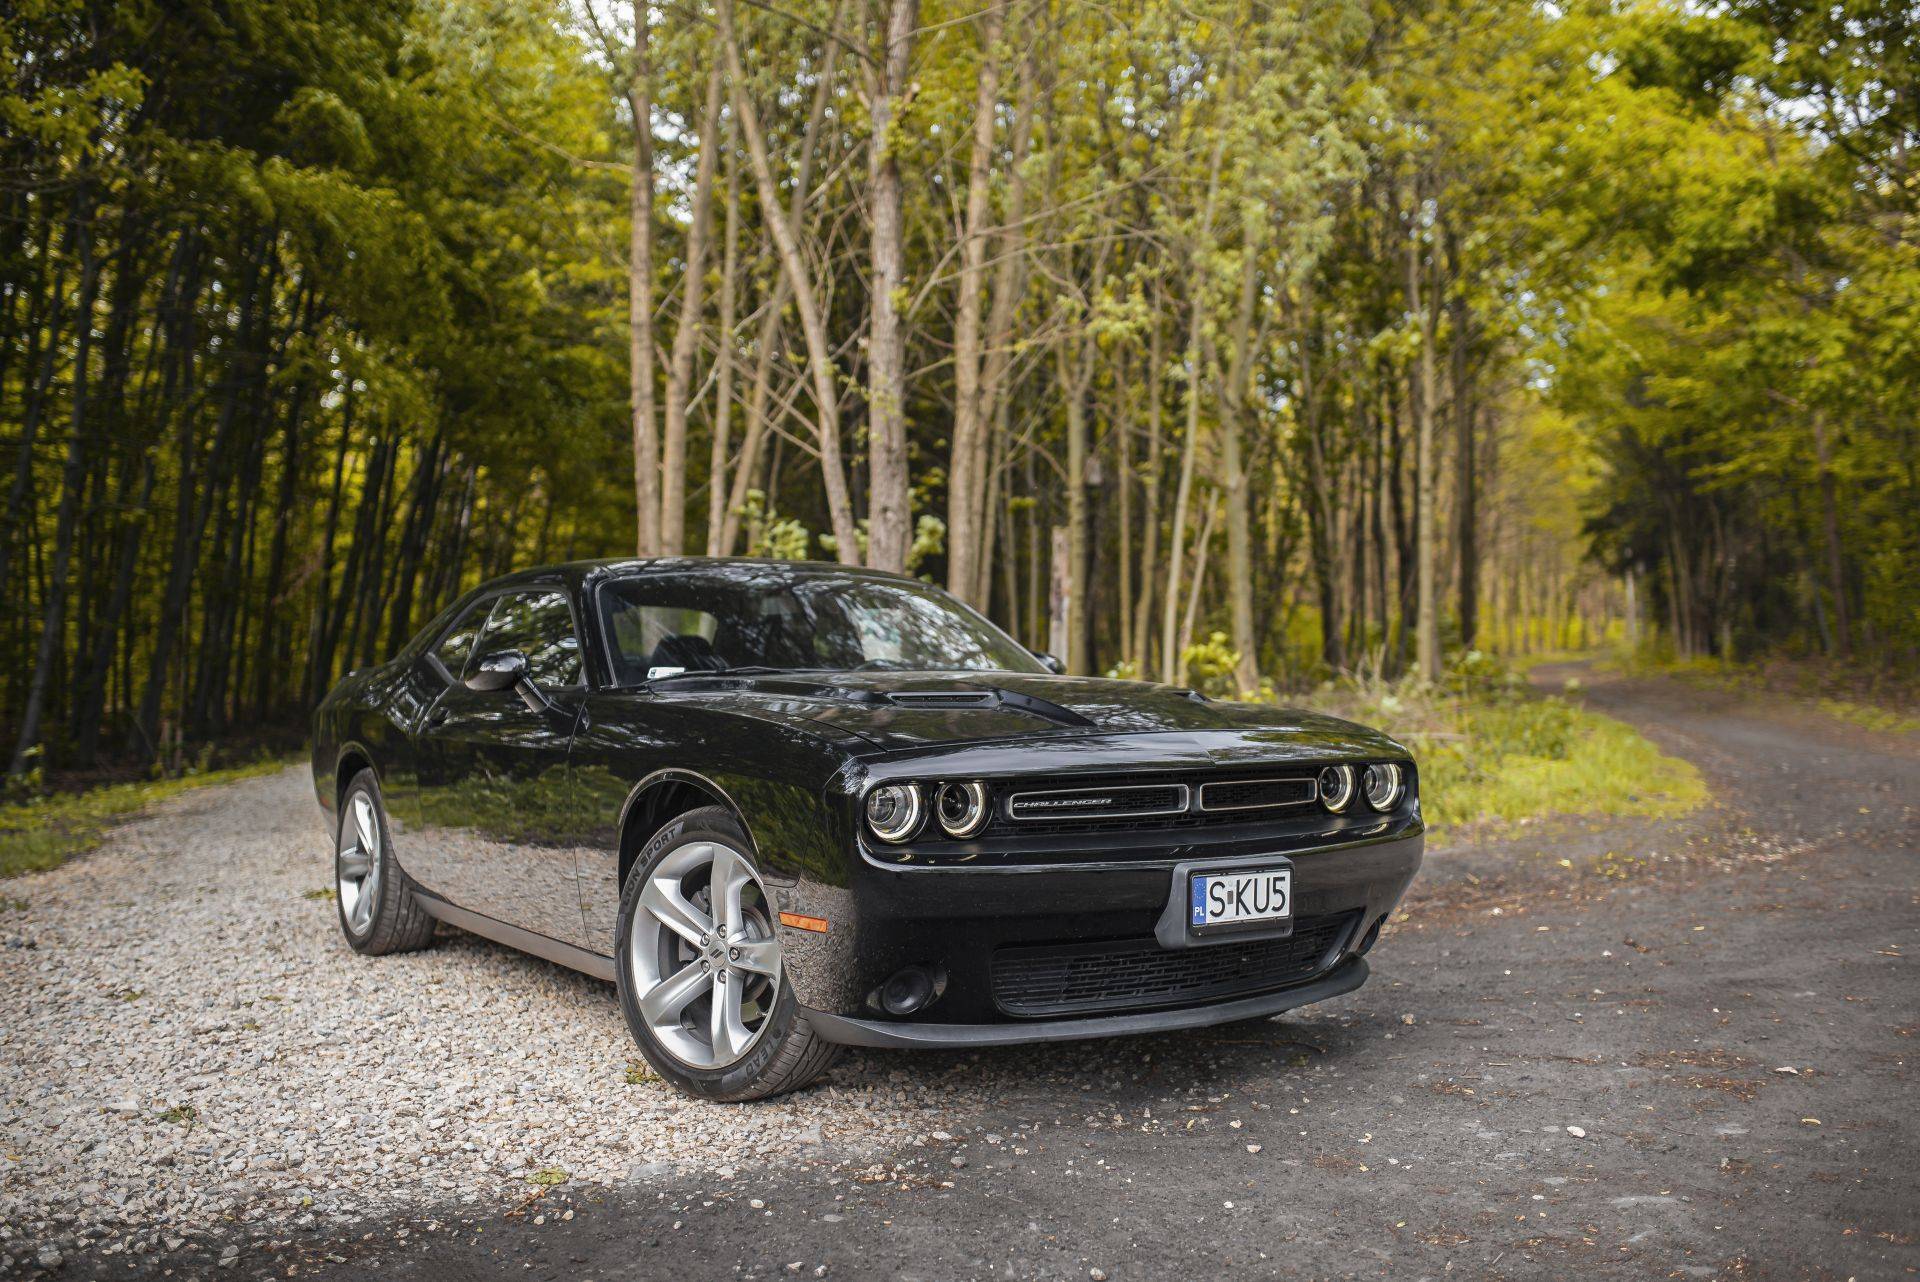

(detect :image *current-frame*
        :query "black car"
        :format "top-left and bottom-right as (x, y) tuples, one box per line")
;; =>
(311, 559), (1422, 1101)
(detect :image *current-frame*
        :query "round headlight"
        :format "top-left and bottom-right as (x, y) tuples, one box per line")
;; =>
(865, 784), (924, 843)
(935, 781), (989, 838)
(1363, 762), (1405, 811)
(1318, 764), (1356, 813)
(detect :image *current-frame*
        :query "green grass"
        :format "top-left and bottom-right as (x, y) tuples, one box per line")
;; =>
(1411, 697), (1707, 829)
(0, 759), (288, 879)
(1305, 668), (1708, 834)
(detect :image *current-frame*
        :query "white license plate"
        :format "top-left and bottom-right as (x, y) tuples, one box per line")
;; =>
(1190, 866), (1292, 933)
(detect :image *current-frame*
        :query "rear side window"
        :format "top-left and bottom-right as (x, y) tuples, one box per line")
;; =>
(475, 589), (583, 687)
(432, 601), (490, 682)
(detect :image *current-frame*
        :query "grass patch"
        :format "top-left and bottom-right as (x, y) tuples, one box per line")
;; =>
(0, 758), (288, 879)
(1615, 649), (1920, 739)
(1304, 663), (1708, 833)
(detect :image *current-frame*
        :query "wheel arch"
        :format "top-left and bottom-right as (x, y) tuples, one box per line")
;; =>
(617, 769), (757, 891)
(333, 741), (378, 811)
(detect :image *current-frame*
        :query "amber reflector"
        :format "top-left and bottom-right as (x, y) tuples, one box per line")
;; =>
(777, 911), (829, 934)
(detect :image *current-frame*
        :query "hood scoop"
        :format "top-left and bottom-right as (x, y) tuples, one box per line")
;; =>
(885, 686), (1096, 729)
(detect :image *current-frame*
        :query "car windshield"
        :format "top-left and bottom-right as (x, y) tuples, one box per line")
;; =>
(596, 568), (1046, 684)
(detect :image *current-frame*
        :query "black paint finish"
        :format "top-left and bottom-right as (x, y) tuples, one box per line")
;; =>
(311, 558), (1423, 1040)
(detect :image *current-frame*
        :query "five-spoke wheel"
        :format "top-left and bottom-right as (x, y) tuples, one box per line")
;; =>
(615, 805), (838, 1101)
(629, 840), (782, 1068)
(336, 789), (383, 936)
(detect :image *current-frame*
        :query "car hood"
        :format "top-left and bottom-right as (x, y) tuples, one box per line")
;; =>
(644, 670), (1404, 758)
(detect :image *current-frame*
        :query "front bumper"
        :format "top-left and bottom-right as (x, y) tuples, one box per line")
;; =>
(805, 955), (1370, 1048)
(776, 827), (1421, 1028)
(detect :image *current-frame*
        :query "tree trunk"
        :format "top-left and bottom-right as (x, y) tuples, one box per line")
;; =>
(862, 0), (920, 573)
(661, 60), (724, 556)
(705, 116), (741, 557)
(1409, 192), (1441, 684)
(9, 198), (100, 777)
(1809, 411), (1850, 659)
(944, 0), (1005, 602)
(629, 1), (660, 556)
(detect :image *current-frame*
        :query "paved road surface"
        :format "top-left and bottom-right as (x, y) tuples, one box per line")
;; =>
(21, 668), (1920, 1279)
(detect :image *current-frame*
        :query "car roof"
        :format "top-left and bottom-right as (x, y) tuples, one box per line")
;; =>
(475, 557), (922, 596)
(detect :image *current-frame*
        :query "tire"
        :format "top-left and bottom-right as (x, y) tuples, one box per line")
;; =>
(616, 805), (840, 1102)
(334, 768), (436, 956)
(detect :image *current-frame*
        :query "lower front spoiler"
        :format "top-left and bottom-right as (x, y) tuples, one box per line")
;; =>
(803, 955), (1369, 1049)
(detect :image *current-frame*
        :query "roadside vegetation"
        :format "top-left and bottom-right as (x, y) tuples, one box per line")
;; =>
(0, 760), (287, 879)
(1303, 657), (1708, 836)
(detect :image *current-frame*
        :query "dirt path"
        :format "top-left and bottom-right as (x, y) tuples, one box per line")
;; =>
(7, 668), (1916, 1280)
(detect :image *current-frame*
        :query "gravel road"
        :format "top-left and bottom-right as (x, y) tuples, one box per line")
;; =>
(2, 668), (1915, 1280)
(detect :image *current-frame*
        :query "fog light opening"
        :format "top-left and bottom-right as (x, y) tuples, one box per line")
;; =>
(870, 964), (945, 1018)
(1355, 913), (1387, 957)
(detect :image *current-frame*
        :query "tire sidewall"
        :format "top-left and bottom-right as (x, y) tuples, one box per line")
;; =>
(335, 769), (390, 950)
(615, 807), (800, 1101)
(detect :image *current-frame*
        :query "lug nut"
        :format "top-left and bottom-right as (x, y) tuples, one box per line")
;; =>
(729, 948), (740, 961)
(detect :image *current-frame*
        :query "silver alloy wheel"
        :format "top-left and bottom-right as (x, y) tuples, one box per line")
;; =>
(336, 790), (382, 936)
(629, 840), (783, 1070)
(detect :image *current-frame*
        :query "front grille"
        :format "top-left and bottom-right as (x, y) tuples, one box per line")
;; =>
(1007, 782), (1187, 822)
(990, 911), (1359, 1018)
(981, 768), (1321, 837)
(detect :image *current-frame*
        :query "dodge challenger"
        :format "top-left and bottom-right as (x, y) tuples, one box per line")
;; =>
(311, 558), (1423, 1100)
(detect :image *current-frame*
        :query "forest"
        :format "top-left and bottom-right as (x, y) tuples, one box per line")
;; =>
(1, 0), (1914, 780)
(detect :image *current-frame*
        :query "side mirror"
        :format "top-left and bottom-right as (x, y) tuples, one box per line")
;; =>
(1035, 651), (1066, 675)
(466, 649), (529, 693)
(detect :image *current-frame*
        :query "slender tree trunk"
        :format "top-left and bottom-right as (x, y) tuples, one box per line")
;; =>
(1219, 248), (1260, 695)
(1809, 411), (1851, 659)
(629, 1), (660, 556)
(945, 0), (1005, 601)
(706, 117), (741, 557)
(1132, 308), (1163, 677)
(9, 198), (100, 777)
(969, 42), (1038, 606)
(661, 60), (723, 556)
(1409, 191), (1440, 683)
(863, 0), (920, 573)
(1160, 131), (1227, 683)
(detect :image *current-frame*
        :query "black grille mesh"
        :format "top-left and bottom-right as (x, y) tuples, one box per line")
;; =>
(990, 912), (1358, 1018)
(1198, 777), (1315, 811)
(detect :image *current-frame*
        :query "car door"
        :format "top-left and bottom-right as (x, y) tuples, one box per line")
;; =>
(374, 593), (493, 901)
(409, 584), (590, 947)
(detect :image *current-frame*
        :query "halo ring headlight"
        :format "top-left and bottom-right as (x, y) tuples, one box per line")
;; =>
(935, 781), (989, 838)
(865, 784), (924, 843)
(1362, 762), (1405, 811)
(1318, 764), (1357, 813)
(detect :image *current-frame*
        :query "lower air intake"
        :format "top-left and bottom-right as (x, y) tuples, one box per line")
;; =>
(989, 912), (1359, 1018)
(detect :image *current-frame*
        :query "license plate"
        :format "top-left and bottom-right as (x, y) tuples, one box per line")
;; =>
(1189, 865), (1292, 935)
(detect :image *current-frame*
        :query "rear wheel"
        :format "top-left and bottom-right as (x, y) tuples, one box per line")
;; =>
(615, 806), (839, 1101)
(335, 768), (435, 955)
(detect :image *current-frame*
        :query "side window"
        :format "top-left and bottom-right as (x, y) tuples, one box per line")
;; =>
(432, 600), (490, 682)
(475, 589), (582, 687)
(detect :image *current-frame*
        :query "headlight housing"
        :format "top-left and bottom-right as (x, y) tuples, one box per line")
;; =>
(1318, 764), (1356, 813)
(1362, 762), (1405, 811)
(865, 784), (924, 843)
(935, 780), (989, 838)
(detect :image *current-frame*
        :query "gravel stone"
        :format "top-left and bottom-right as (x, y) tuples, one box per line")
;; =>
(0, 768), (962, 1258)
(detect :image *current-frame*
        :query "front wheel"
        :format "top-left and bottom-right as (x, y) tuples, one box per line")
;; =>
(335, 768), (436, 956)
(615, 806), (839, 1101)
